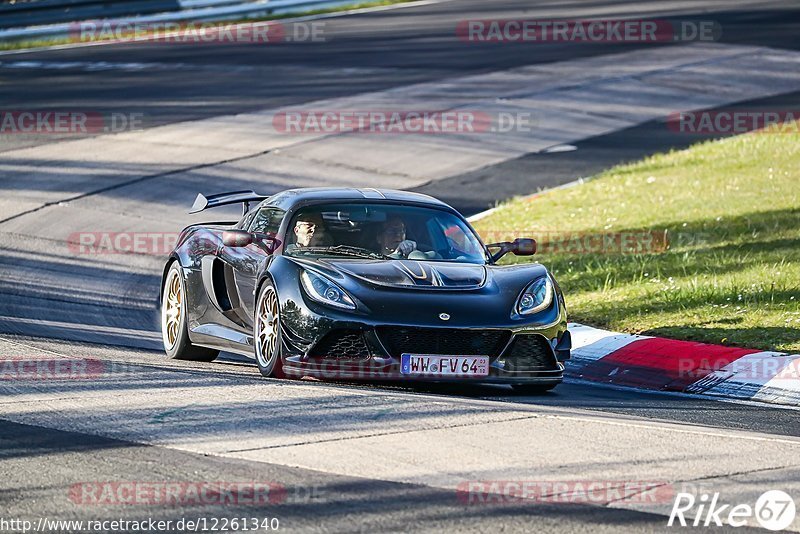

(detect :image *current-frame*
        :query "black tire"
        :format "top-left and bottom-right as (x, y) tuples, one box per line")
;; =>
(511, 383), (558, 395)
(161, 262), (219, 362)
(254, 281), (286, 378)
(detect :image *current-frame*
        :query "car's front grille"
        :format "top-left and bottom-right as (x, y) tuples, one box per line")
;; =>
(376, 327), (510, 357)
(309, 330), (371, 361)
(501, 335), (559, 372)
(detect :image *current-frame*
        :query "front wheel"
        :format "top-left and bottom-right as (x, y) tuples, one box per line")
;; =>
(254, 281), (286, 378)
(161, 262), (219, 362)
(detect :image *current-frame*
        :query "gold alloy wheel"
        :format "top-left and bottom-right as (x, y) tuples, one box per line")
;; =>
(162, 268), (182, 350)
(256, 286), (280, 369)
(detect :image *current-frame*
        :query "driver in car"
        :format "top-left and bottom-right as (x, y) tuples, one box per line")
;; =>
(289, 213), (330, 249)
(377, 216), (417, 258)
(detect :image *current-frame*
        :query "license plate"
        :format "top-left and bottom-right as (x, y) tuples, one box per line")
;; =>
(400, 354), (489, 377)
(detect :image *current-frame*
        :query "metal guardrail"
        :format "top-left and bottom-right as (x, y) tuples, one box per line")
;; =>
(0, 0), (181, 29)
(0, 0), (355, 42)
(178, 0), (254, 8)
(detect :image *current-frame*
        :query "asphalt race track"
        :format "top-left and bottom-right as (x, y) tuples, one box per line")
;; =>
(1, 0), (800, 532)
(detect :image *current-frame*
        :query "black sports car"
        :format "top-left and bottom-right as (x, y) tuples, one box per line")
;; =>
(160, 188), (571, 393)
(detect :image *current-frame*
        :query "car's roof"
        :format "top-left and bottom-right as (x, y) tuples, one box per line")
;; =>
(265, 187), (453, 211)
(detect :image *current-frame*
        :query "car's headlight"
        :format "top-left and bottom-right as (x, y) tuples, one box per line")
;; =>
(301, 271), (356, 310)
(516, 276), (554, 315)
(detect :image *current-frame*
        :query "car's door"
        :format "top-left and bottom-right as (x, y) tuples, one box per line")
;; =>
(217, 205), (286, 329)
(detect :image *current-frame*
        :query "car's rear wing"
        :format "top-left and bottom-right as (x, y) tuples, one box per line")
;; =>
(189, 191), (268, 215)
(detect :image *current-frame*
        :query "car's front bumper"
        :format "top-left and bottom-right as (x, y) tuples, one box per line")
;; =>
(274, 260), (571, 385)
(280, 306), (570, 385)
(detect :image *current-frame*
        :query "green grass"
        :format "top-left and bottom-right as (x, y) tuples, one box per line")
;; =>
(0, 0), (415, 51)
(474, 128), (800, 352)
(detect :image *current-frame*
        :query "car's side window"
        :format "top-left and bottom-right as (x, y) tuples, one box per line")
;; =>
(248, 206), (286, 237)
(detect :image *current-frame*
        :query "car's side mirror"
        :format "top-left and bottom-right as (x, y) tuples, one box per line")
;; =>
(512, 238), (537, 256)
(487, 238), (537, 262)
(222, 230), (254, 248)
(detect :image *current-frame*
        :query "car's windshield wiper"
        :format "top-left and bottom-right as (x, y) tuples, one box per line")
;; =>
(293, 245), (387, 259)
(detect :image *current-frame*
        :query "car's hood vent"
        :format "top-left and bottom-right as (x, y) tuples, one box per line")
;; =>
(325, 260), (487, 289)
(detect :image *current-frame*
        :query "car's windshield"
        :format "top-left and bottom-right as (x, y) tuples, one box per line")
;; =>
(284, 203), (488, 264)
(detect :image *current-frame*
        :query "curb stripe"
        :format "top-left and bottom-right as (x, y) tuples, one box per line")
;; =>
(583, 338), (758, 391)
(569, 322), (647, 362)
(566, 324), (800, 406)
